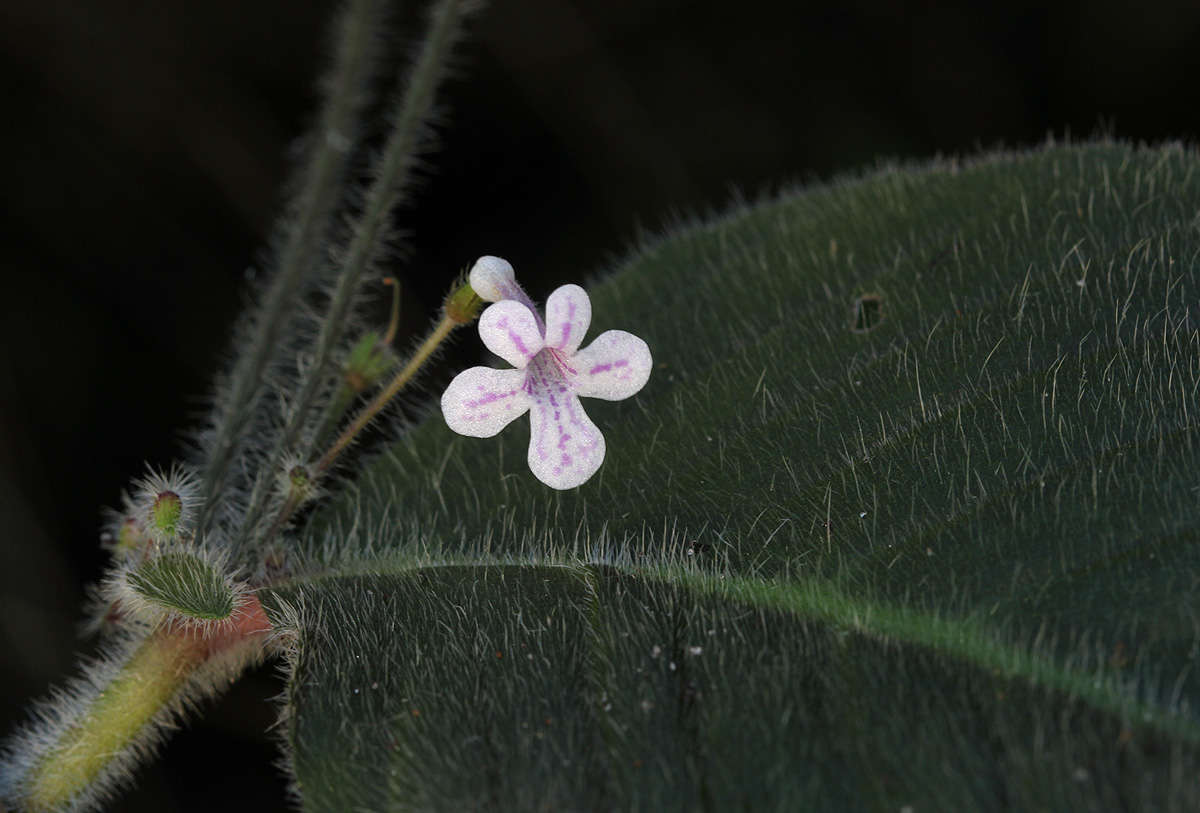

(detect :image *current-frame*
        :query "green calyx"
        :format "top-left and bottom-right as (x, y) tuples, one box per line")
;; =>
(288, 464), (317, 504)
(150, 491), (183, 538)
(344, 332), (397, 393)
(443, 279), (483, 324)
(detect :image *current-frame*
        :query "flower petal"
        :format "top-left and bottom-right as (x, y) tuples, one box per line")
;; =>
(467, 256), (517, 302)
(527, 392), (605, 489)
(467, 256), (543, 324)
(570, 330), (653, 401)
(441, 366), (531, 438)
(543, 284), (592, 356)
(478, 300), (545, 369)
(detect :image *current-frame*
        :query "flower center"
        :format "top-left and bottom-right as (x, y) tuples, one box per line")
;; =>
(524, 347), (576, 399)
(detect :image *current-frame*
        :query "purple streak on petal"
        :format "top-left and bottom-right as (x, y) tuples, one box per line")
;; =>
(573, 330), (653, 402)
(524, 352), (605, 489)
(544, 284), (592, 355)
(466, 388), (516, 408)
(479, 301), (545, 369)
(509, 328), (532, 358)
(492, 279), (544, 331)
(547, 348), (577, 377)
(441, 366), (531, 438)
(527, 391), (605, 489)
(491, 315), (535, 358)
(559, 302), (574, 348)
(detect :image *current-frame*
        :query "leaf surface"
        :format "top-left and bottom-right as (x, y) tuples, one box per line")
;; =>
(268, 143), (1200, 810)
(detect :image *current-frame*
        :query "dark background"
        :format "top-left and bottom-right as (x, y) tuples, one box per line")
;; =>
(2, 0), (1199, 809)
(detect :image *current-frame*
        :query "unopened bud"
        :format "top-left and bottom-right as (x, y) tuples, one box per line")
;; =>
(151, 491), (183, 538)
(277, 459), (319, 510)
(288, 465), (316, 503)
(344, 332), (396, 393)
(115, 517), (149, 556)
(134, 464), (198, 543)
(467, 256), (516, 302)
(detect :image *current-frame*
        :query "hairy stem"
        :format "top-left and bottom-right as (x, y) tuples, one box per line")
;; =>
(312, 278), (404, 451)
(26, 637), (194, 812)
(317, 314), (458, 473)
(260, 314), (461, 545)
(22, 599), (271, 812)
(235, 0), (475, 551)
(197, 0), (387, 540)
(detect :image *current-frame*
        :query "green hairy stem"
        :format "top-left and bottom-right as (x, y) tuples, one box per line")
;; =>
(196, 0), (390, 540)
(22, 598), (271, 813)
(1, 0), (476, 810)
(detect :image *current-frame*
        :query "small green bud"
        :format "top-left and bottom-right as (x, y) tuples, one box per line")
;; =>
(275, 457), (320, 514)
(337, 277), (403, 395)
(444, 278), (483, 324)
(115, 517), (149, 556)
(288, 464), (317, 503)
(135, 464), (199, 543)
(150, 491), (183, 538)
(344, 332), (397, 393)
(102, 493), (151, 559)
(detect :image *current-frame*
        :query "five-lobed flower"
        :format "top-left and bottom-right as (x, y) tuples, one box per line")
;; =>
(441, 256), (652, 489)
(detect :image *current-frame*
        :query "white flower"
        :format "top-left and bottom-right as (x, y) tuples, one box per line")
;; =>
(441, 256), (652, 489)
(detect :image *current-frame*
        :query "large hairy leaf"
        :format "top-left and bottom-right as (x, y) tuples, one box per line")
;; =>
(265, 142), (1200, 810)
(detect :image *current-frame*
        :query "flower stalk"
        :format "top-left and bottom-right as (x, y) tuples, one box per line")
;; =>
(313, 278), (404, 450)
(316, 314), (458, 474)
(316, 278), (482, 473)
(261, 279), (481, 540)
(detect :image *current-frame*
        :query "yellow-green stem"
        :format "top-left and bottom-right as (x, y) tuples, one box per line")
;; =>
(25, 597), (271, 812)
(27, 635), (194, 812)
(316, 314), (456, 473)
